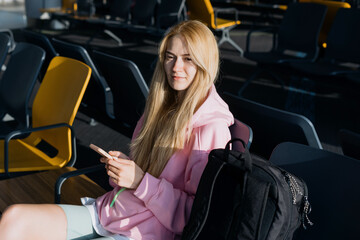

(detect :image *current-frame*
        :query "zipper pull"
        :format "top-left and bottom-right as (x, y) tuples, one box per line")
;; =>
(284, 172), (303, 204)
(302, 196), (314, 229)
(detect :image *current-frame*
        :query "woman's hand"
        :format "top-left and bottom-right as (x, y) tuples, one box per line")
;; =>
(100, 151), (145, 189)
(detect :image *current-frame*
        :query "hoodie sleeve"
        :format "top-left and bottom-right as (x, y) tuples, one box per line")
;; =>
(133, 121), (231, 234)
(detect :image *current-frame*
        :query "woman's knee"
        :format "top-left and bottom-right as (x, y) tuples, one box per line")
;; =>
(1, 204), (24, 225)
(0, 204), (67, 240)
(0, 204), (28, 238)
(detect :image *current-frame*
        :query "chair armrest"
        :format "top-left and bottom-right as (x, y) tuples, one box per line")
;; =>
(0, 29), (16, 52)
(3, 123), (76, 176)
(213, 7), (239, 27)
(245, 27), (278, 53)
(55, 164), (104, 203)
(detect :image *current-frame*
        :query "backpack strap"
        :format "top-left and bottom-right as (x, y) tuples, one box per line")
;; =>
(182, 157), (226, 239)
(225, 138), (252, 172)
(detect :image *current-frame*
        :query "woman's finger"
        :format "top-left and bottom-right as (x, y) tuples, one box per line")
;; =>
(100, 157), (108, 163)
(107, 167), (119, 179)
(109, 158), (132, 166)
(109, 151), (130, 160)
(107, 159), (131, 170)
(107, 164), (121, 174)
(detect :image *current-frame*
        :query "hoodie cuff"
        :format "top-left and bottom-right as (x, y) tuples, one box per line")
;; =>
(133, 172), (160, 203)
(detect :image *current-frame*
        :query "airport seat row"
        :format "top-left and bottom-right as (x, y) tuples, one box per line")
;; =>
(21, 29), (149, 138)
(44, 0), (187, 37)
(1, 28), (360, 239)
(18, 29), (360, 163)
(239, 3), (360, 95)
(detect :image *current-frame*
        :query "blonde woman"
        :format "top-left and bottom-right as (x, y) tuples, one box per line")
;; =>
(0, 20), (234, 240)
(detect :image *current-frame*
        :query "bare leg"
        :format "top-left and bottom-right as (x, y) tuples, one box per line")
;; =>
(0, 204), (67, 240)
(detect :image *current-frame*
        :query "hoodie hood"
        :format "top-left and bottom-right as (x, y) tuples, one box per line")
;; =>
(191, 84), (234, 129)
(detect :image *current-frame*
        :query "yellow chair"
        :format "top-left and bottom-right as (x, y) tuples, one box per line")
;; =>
(299, 0), (351, 48)
(0, 56), (91, 177)
(186, 0), (243, 56)
(62, 0), (76, 12)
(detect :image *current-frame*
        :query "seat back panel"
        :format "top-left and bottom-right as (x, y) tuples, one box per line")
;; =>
(277, 3), (327, 58)
(186, 0), (215, 28)
(28, 56), (91, 165)
(325, 8), (360, 64)
(0, 42), (45, 128)
(92, 50), (148, 134)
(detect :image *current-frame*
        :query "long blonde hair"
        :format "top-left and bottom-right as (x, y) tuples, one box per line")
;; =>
(130, 20), (219, 177)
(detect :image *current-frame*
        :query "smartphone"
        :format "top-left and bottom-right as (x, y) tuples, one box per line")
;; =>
(89, 143), (113, 159)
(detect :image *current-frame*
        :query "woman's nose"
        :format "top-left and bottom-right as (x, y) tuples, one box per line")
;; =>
(173, 58), (184, 71)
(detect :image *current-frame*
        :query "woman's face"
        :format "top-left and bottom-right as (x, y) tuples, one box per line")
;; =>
(164, 35), (197, 93)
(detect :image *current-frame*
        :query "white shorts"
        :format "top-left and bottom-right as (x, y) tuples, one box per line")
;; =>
(58, 198), (131, 240)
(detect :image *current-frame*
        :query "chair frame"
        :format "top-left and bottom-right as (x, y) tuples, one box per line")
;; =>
(299, 0), (351, 47)
(0, 56), (91, 178)
(92, 51), (149, 98)
(186, 0), (244, 56)
(290, 8), (360, 78)
(130, 0), (158, 26)
(51, 38), (114, 119)
(0, 29), (15, 53)
(0, 32), (11, 68)
(222, 92), (322, 159)
(155, 0), (187, 33)
(91, 50), (149, 136)
(21, 29), (59, 79)
(239, 2), (327, 96)
(4, 123), (76, 177)
(0, 42), (45, 135)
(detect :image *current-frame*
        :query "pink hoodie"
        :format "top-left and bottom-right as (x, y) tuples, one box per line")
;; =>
(96, 85), (234, 239)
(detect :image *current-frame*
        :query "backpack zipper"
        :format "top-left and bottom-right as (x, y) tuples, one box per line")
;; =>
(283, 172), (313, 231)
(299, 179), (314, 229)
(284, 172), (303, 204)
(282, 171), (297, 239)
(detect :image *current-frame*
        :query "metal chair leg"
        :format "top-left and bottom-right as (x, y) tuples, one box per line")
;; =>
(217, 27), (243, 57)
(238, 68), (264, 96)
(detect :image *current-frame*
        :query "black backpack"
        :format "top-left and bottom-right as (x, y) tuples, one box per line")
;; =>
(182, 139), (313, 240)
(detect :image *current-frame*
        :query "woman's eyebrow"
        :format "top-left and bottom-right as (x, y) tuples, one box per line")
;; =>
(165, 50), (190, 57)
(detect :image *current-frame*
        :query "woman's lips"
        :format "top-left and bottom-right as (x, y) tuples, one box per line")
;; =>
(172, 76), (185, 81)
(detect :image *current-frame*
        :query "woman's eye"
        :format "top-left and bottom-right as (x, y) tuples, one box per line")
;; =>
(166, 55), (174, 60)
(185, 57), (192, 62)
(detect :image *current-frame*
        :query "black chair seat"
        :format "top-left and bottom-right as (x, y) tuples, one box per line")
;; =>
(244, 50), (309, 65)
(291, 59), (359, 76)
(222, 92), (322, 159)
(339, 129), (360, 160)
(270, 142), (360, 239)
(345, 72), (360, 85)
